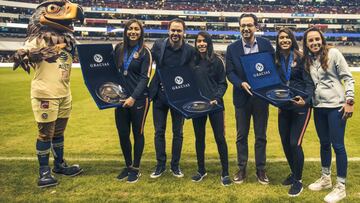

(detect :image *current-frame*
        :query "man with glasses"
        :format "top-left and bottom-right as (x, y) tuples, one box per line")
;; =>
(149, 18), (195, 179)
(226, 13), (275, 185)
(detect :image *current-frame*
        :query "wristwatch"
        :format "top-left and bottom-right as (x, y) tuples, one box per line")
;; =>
(346, 99), (355, 106)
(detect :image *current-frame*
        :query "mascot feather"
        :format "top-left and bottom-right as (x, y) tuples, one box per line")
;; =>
(13, 0), (84, 73)
(13, 0), (85, 189)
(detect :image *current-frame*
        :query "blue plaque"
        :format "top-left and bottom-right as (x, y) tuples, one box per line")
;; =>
(77, 43), (127, 109)
(239, 52), (308, 107)
(157, 66), (223, 119)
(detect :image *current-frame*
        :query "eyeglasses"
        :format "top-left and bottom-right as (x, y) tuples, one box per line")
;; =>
(240, 24), (255, 28)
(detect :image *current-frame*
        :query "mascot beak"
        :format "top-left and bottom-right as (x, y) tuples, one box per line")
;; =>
(76, 6), (84, 24)
(40, 2), (84, 32)
(75, 5), (84, 24)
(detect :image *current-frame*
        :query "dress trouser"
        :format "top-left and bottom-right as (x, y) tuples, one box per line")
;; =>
(235, 96), (269, 170)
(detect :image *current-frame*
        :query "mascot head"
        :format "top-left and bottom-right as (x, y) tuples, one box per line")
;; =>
(13, 0), (84, 73)
(30, 0), (84, 33)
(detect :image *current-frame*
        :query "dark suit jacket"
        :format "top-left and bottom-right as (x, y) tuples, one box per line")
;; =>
(148, 38), (196, 100)
(226, 37), (275, 108)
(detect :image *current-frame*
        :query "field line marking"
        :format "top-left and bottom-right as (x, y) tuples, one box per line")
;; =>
(1, 156), (360, 162)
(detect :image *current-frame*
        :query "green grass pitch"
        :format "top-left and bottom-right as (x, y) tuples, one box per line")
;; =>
(0, 68), (359, 202)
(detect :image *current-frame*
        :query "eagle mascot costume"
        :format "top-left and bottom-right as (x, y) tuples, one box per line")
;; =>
(12, 0), (84, 188)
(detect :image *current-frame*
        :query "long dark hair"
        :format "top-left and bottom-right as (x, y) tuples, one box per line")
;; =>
(194, 31), (216, 64)
(118, 19), (145, 64)
(275, 27), (302, 67)
(303, 27), (329, 72)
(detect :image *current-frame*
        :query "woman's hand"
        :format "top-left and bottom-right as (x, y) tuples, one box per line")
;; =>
(122, 97), (135, 108)
(210, 100), (218, 105)
(291, 96), (305, 107)
(339, 103), (354, 120)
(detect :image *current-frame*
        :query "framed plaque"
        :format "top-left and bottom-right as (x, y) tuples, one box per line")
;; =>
(157, 66), (223, 119)
(239, 52), (308, 107)
(77, 43), (128, 109)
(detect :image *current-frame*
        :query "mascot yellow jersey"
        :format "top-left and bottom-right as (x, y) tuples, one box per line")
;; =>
(24, 38), (73, 98)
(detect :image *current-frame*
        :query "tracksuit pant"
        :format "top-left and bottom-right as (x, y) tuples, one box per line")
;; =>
(115, 98), (150, 168)
(278, 107), (311, 181)
(192, 110), (229, 177)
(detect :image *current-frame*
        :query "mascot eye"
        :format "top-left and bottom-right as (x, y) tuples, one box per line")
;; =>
(47, 4), (60, 13)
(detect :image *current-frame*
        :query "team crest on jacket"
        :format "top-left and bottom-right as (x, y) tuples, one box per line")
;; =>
(40, 101), (49, 109)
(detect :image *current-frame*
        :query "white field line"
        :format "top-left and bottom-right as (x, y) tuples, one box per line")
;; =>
(1, 156), (360, 162)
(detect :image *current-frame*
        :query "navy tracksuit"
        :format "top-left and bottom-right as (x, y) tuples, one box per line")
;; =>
(191, 56), (229, 177)
(277, 57), (314, 181)
(114, 44), (152, 168)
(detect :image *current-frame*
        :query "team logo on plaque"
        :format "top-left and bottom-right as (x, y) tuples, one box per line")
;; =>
(174, 76), (184, 85)
(93, 54), (103, 63)
(96, 82), (128, 104)
(255, 63), (264, 72)
(182, 100), (212, 113)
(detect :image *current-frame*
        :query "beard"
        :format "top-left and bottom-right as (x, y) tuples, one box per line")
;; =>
(241, 30), (253, 39)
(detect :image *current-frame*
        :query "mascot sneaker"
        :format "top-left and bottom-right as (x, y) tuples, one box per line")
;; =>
(38, 166), (58, 188)
(52, 160), (83, 177)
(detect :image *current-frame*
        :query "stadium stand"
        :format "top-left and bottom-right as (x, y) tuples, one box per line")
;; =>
(0, 0), (359, 66)
(7, 0), (360, 14)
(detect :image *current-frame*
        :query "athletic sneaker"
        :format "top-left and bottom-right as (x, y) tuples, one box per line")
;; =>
(288, 180), (303, 197)
(282, 174), (294, 186)
(256, 169), (269, 185)
(221, 176), (232, 186)
(116, 167), (129, 181)
(233, 169), (246, 184)
(324, 182), (346, 203)
(308, 174), (332, 191)
(52, 160), (83, 177)
(170, 167), (184, 178)
(150, 165), (166, 178)
(191, 172), (207, 182)
(38, 166), (58, 188)
(127, 168), (141, 183)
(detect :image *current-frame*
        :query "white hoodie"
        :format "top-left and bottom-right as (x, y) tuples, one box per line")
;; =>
(309, 48), (355, 108)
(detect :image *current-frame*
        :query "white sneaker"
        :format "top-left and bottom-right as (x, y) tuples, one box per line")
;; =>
(308, 174), (332, 191)
(324, 182), (346, 203)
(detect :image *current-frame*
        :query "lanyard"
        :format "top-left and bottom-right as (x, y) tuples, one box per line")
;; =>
(280, 50), (294, 83)
(123, 44), (140, 72)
